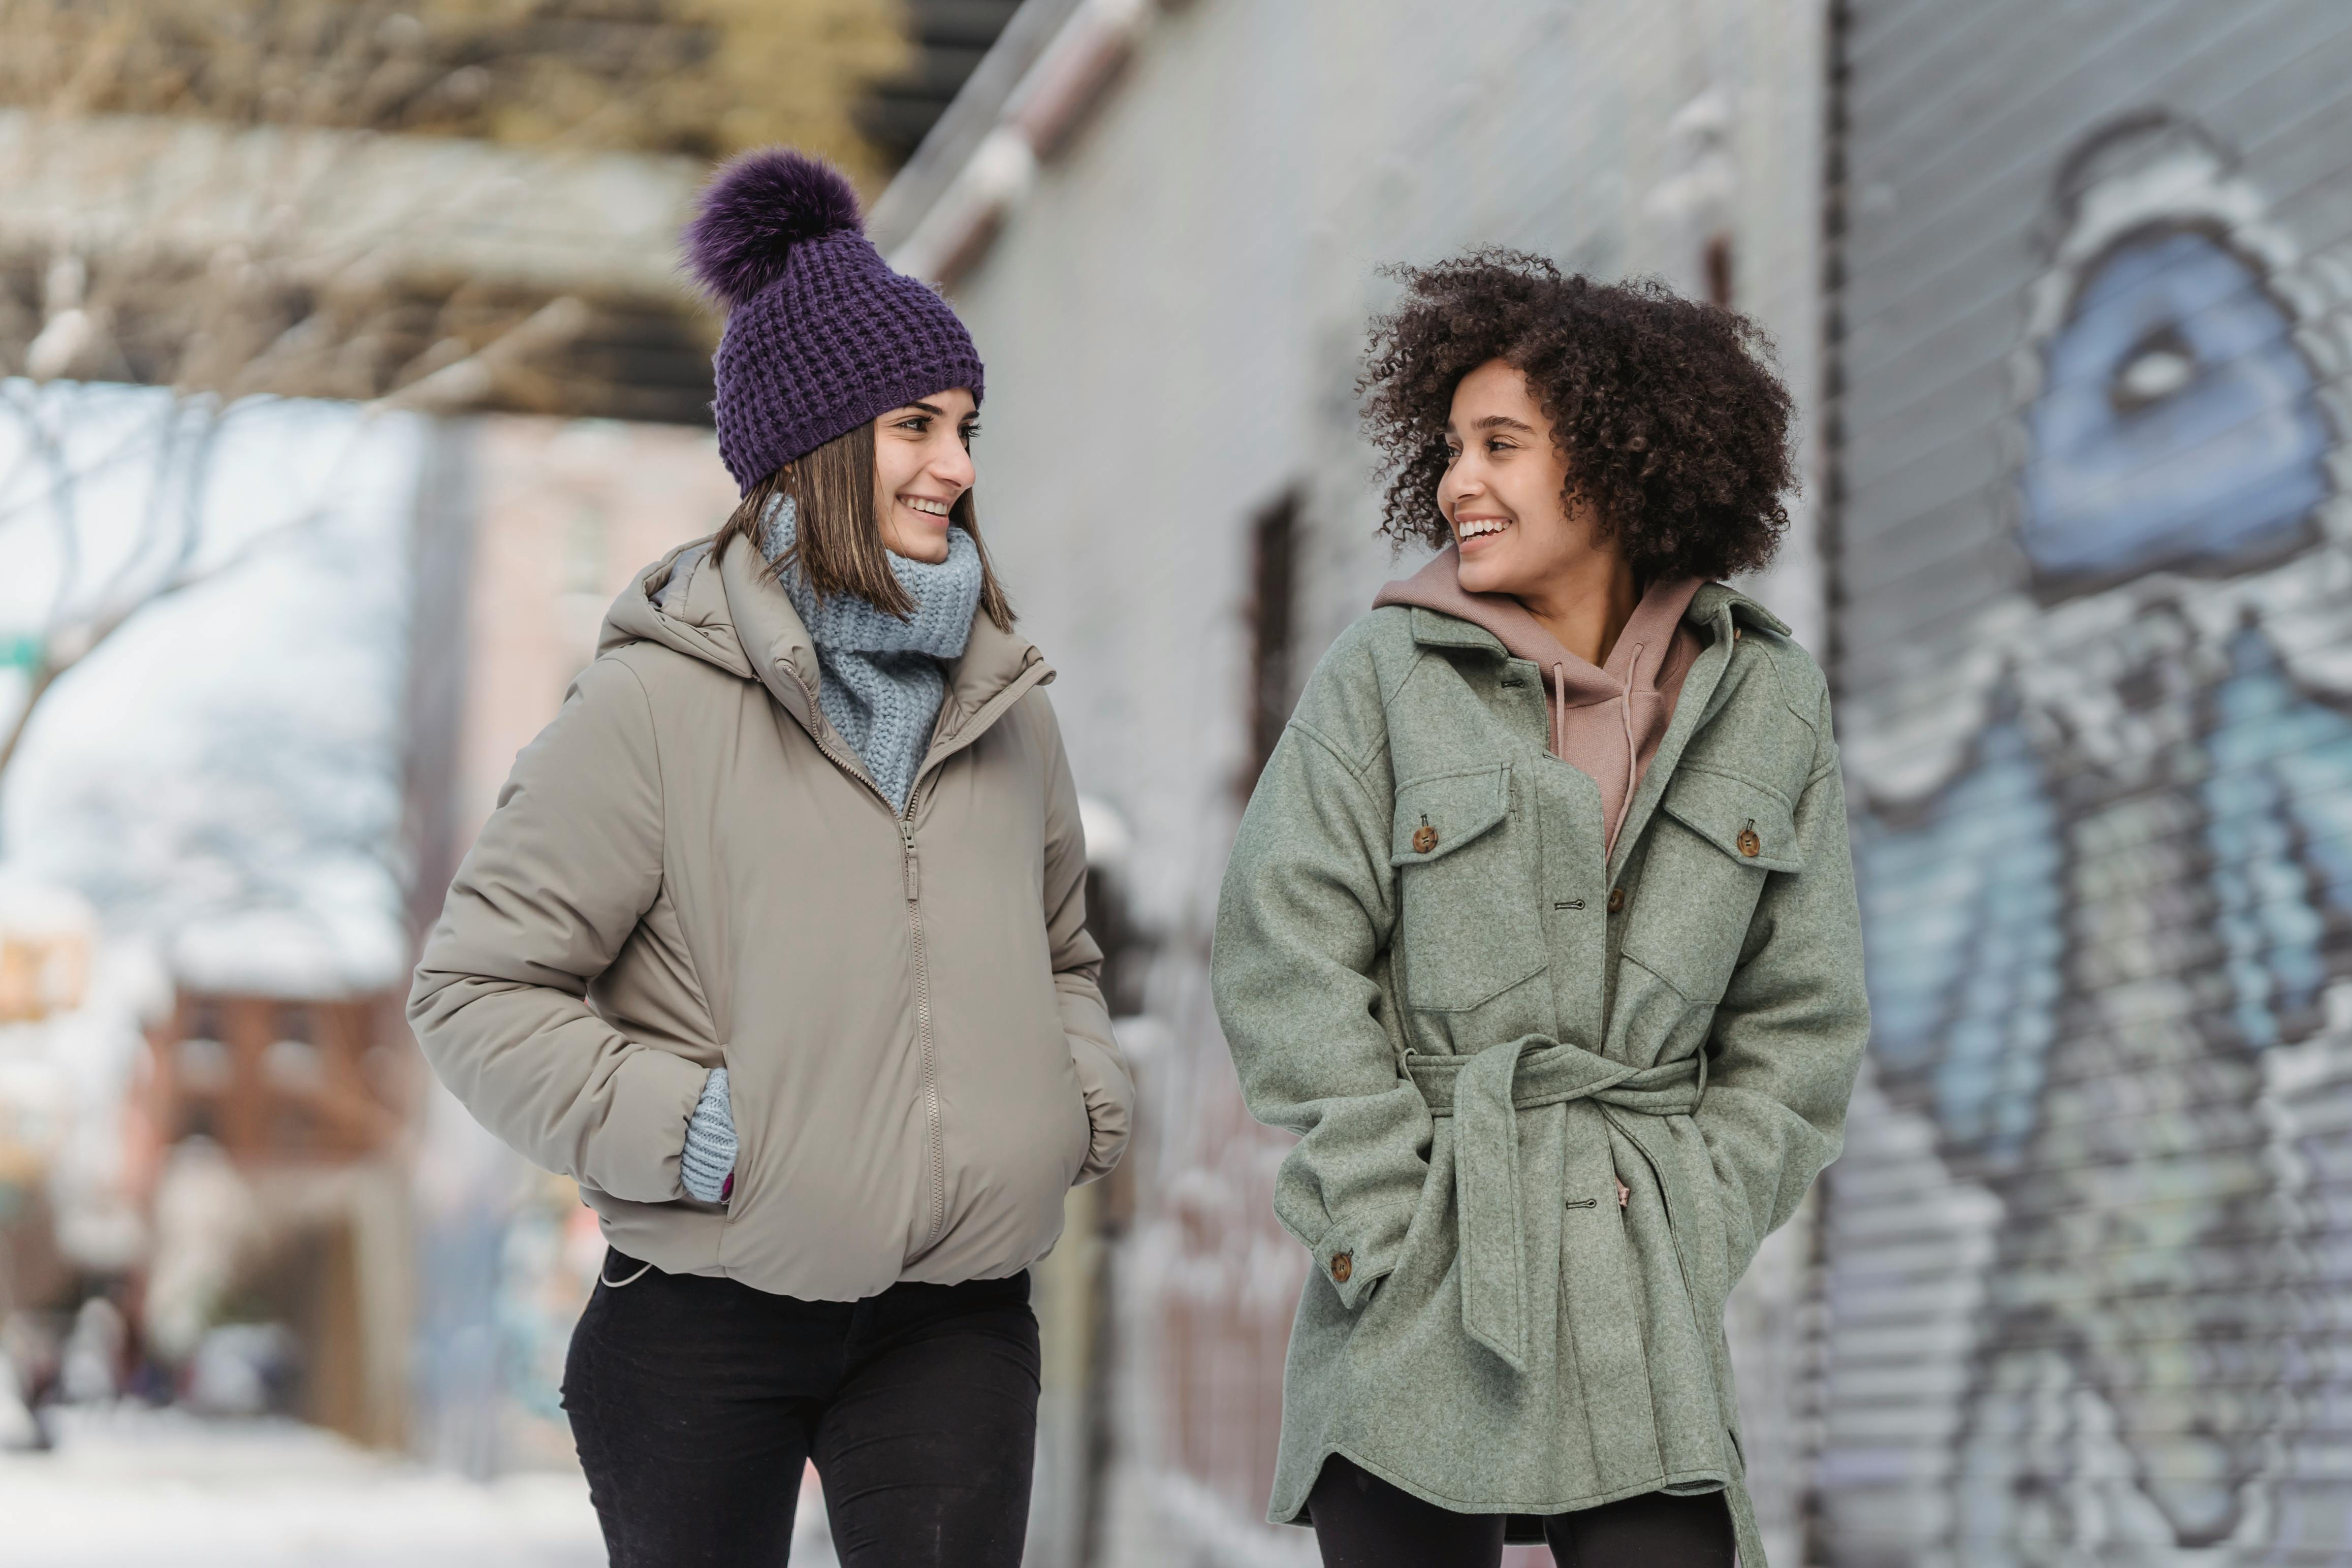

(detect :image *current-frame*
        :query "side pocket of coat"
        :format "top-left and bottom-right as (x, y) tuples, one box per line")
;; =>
(719, 1049), (742, 1219)
(1607, 1109), (1735, 1341)
(1065, 1075), (1095, 1186)
(1672, 1115), (1735, 1329)
(1663, 1112), (1745, 1438)
(1349, 1116), (1454, 1333)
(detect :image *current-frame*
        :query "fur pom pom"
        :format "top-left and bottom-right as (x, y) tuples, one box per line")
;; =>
(685, 149), (864, 306)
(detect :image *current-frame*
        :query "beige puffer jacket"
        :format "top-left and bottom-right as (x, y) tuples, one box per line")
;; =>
(410, 533), (1132, 1300)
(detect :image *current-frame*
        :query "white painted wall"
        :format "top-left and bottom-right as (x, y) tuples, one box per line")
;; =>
(911, 3), (1829, 1557)
(947, 0), (1826, 935)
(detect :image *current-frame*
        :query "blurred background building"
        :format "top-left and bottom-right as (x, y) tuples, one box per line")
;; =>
(4, 1), (2351, 1564)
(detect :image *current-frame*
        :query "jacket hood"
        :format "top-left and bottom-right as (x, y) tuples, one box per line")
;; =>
(601, 533), (1050, 741)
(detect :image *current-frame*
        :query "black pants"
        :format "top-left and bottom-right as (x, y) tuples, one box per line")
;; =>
(1309, 1454), (1736, 1568)
(562, 1250), (1040, 1567)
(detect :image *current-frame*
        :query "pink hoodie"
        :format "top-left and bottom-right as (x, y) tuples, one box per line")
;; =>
(1374, 547), (1705, 853)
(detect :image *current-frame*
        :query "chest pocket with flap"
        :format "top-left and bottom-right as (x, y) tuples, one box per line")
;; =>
(1389, 763), (1545, 1012)
(1624, 765), (1804, 1003)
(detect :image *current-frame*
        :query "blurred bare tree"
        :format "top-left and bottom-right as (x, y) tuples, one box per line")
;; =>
(0, 0), (906, 785)
(0, 0), (904, 164)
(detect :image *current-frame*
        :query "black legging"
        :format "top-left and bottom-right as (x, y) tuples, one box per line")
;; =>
(562, 1251), (1039, 1567)
(1309, 1453), (1736, 1568)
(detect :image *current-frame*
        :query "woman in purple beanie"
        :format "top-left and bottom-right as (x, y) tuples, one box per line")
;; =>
(408, 149), (1133, 1567)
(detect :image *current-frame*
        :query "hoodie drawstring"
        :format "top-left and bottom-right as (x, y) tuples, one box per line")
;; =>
(1550, 642), (1648, 854)
(1608, 642), (1646, 850)
(1551, 663), (1568, 762)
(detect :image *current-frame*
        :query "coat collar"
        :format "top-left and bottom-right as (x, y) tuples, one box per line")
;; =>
(1688, 582), (1791, 637)
(713, 530), (1053, 765)
(1394, 579), (1790, 883)
(1404, 580), (1790, 659)
(606, 532), (1052, 778)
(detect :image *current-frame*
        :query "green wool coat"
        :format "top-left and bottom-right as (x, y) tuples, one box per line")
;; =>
(1211, 585), (1868, 1562)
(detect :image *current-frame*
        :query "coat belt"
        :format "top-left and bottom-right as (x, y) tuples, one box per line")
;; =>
(1406, 1036), (1704, 1375)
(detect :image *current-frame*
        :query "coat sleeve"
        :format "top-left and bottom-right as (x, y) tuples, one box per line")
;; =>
(1038, 699), (1134, 1182)
(407, 655), (709, 1203)
(1694, 685), (1871, 1285)
(1213, 658), (1430, 1310)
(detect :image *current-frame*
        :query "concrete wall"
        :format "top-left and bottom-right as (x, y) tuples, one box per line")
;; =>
(923, 2), (1830, 1559)
(1824, 2), (2352, 1558)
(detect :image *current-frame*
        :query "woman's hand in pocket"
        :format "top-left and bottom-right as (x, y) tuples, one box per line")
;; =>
(680, 1067), (737, 1204)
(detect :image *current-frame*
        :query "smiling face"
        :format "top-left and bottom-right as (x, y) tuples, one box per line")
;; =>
(873, 389), (979, 563)
(1438, 359), (1615, 600)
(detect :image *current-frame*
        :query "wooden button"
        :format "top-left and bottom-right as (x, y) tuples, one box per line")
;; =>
(1331, 1253), (1353, 1284)
(1737, 825), (1762, 858)
(1411, 825), (1438, 854)
(1607, 886), (1625, 914)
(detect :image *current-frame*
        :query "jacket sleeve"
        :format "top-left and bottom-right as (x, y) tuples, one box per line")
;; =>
(1212, 668), (1430, 1310)
(1694, 687), (1871, 1285)
(1039, 699), (1134, 1182)
(407, 655), (709, 1203)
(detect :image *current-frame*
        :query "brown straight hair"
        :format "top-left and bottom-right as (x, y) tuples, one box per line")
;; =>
(711, 417), (1015, 631)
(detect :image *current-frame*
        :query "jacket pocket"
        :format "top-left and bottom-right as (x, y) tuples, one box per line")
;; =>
(1390, 764), (1544, 1012)
(719, 1051), (741, 1218)
(1349, 1122), (1451, 1331)
(1625, 767), (1801, 1003)
(1609, 1112), (1732, 1360)
(1656, 766), (1803, 872)
(1064, 1077), (1095, 1185)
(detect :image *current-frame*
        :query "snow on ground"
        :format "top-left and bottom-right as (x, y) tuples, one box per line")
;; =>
(0, 1407), (603, 1567)
(3, 1405), (846, 1567)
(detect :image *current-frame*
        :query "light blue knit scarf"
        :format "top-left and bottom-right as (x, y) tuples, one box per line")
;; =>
(758, 496), (983, 812)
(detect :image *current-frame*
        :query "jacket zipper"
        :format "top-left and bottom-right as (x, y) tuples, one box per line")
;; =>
(780, 659), (1053, 1254)
(784, 668), (954, 1251)
(900, 809), (947, 1247)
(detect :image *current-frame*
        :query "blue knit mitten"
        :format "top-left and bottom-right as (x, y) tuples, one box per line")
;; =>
(681, 1068), (738, 1203)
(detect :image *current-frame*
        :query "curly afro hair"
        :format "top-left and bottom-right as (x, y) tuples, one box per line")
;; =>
(1360, 249), (1795, 582)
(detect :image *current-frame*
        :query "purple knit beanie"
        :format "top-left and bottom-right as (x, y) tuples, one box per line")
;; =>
(685, 149), (985, 493)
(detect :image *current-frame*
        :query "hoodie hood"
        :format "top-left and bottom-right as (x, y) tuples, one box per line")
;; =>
(1374, 546), (1705, 851)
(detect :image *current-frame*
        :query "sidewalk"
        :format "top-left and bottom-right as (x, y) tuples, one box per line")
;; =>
(3, 1404), (848, 1567)
(0, 1406), (605, 1568)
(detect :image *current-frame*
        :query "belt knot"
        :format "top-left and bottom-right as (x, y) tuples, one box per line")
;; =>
(1406, 1037), (1703, 1373)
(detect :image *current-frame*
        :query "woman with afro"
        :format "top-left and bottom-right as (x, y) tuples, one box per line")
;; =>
(1214, 252), (1869, 1567)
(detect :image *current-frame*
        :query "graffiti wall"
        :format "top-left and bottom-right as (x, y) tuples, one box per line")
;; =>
(1825, 2), (2352, 1558)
